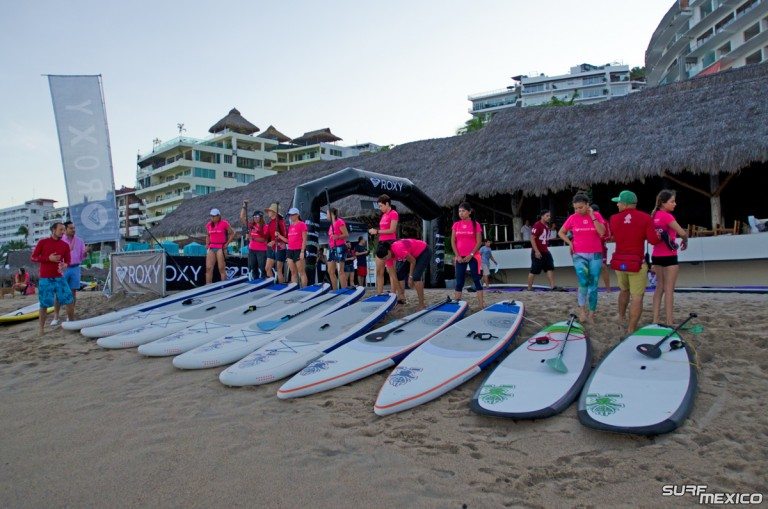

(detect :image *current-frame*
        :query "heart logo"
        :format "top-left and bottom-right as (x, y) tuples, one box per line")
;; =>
(226, 266), (238, 280)
(369, 177), (380, 188)
(116, 266), (128, 282)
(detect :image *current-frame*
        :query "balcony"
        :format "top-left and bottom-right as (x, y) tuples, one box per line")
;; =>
(128, 203), (141, 209)
(135, 177), (189, 196)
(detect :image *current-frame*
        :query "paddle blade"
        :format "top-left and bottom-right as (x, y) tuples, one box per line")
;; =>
(636, 343), (662, 358)
(256, 317), (287, 331)
(545, 356), (568, 373)
(683, 324), (704, 334)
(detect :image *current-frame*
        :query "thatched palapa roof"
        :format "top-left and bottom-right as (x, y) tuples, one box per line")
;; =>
(151, 63), (768, 238)
(291, 128), (342, 145)
(208, 108), (259, 135)
(259, 125), (291, 143)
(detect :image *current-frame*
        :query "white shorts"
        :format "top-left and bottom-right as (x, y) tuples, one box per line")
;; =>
(482, 265), (490, 276)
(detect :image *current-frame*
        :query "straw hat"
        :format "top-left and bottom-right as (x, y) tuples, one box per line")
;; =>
(264, 203), (281, 215)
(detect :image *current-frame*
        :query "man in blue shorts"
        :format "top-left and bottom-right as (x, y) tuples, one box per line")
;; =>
(31, 222), (74, 335)
(53, 221), (87, 325)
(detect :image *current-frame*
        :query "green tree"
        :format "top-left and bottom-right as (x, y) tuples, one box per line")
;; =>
(457, 115), (487, 135)
(630, 66), (646, 81)
(16, 225), (29, 246)
(1, 240), (28, 254)
(541, 91), (579, 107)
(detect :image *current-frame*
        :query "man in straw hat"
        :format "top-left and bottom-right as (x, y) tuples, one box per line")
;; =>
(264, 202), (288, 283)
(205, 208), (235, 284)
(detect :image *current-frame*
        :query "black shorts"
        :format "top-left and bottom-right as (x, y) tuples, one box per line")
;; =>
(286, 249), (303, 262)
(396, 247), (431, 282)
(267, 247), (286, 262)
(652, 255), (678, 267)
(530, 251), (555, 275)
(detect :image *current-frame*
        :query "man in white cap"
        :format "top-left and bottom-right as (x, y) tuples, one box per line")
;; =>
(205, 208), (235, 284)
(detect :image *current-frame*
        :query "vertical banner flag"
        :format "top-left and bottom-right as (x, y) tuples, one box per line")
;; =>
(48, 75), (119, 243)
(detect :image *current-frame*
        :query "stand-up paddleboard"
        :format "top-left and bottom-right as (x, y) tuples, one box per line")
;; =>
(277, 299), (468, 399)
(80, 279), (266, 338)
(172, 285), (364, 370)
(578, 323), (698, 435)
(138, 283), (299, 357)
(220, 293), (397, 387)
(374, 300), (525, 416)
(0, 303), (54, 324)
(96, 279), (280, 349)
(62, 276), (246, 331)
(470, 319), (591, 419)
(487, 284), (551, 291)
(676, 286), (768, 294)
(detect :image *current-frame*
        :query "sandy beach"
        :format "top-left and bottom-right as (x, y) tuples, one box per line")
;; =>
(0, 287), (766, 508)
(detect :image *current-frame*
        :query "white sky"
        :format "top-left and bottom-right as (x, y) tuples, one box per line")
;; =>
(0, 0), (674, 208)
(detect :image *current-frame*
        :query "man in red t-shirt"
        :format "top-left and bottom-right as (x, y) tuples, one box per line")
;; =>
(609, 190), (660, 333)
(527, 210), (558, 291)
(31, 222), (74, 335)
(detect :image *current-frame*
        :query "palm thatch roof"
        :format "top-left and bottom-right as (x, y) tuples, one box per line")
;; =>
(208, 108), (259, 135)
(151, 63), (768, 238)
(259, 125), (291, 143)
(291, 128), (342, 145)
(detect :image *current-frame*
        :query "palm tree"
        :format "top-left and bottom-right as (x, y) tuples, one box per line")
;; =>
(457, 116), (487, 135)
(16, 225), (29, 246)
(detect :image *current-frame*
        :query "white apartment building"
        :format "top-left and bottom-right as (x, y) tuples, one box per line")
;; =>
(271, 128), (366, 172)
(0, 199), (57, 247)
(469, 63), (643, 118)
(646, 0), (768, 86)
(30, 205), (69, 245)
(136, 109), (278, 227)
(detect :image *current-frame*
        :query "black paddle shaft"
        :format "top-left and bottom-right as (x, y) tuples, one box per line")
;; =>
(555, 313), (579, 358)
(365, 296), (451, 342)
(637, 312), (697, 358)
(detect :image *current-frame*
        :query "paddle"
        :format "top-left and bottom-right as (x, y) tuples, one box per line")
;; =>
(545, 313), (578, 374)
(256, 288), (352, 331)
(365, 296), (451, 342)
(636, 312), (697, 359)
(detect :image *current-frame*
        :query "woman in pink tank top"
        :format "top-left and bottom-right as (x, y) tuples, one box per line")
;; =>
(368, 194), (404, 303)
(650, 189), (689, 325)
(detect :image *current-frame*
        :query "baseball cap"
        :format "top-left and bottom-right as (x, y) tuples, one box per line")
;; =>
(287, 207), (300, 215)
(210, 208), (221, 216)
(611, 190), (638, 205)
(252, 211), (263, 217)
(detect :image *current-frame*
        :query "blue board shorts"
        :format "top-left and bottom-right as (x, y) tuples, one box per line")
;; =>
(63, 265), (82, 290)
(39, 277), (74, 308)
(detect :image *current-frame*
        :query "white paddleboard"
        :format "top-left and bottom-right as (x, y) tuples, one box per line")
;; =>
(220, 293), (397, 387)
(96, 279), (278, 349)
(172, 286), (364, 370)
(578, 324), (698, 435)
(62, 276), (246, 331)
(80, 279), (263, 338)
(471, 320), (591, 419)
(277, 300), (468, 399)
(374, 300), (525, 416)
(0, 303), (54, 324)
(137, 283), (298, 357)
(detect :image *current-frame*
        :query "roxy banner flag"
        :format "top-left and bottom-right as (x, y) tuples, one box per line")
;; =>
(48, 75), (119, 243)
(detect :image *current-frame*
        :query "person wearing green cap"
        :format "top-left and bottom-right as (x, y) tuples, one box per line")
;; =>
(609, 189), (659, 333)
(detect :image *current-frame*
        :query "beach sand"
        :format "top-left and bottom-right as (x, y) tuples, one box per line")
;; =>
(0, 287), (766, 508)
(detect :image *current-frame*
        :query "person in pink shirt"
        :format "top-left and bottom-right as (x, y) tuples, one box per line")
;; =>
(326, 207), (349, 289)
(240, 201), (267, 279)
(558, 193), (606, 323)
(651, 190), (689, 325)
(286, 208), (308, 287)
(376, 238), (431, 309)
(451, 202), (484, 309)
(368, 194), (404, 302)
(205, 208), (235, 284)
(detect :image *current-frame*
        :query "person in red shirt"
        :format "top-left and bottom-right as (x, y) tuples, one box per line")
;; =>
(205, 208), (235, 285)
(528, 210), (558, 291)
(264, 203), (288, 283)
(608, 190), (660, 333)
(376, 238), (431, 309)
(286, 207), (308, 287)
(30, 222), (74, 335)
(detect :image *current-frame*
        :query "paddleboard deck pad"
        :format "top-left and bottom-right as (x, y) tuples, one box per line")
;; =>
(277, 300), (468, 399)
(471, 320), (591, 419)
(374, 300), (525, 416)
(578, 324), (698, 435)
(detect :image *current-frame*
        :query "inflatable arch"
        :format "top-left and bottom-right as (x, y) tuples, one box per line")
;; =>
(292, 167), (445, 287)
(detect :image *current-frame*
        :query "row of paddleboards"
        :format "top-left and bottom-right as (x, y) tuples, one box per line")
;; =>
(64, 277), (697, 435)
